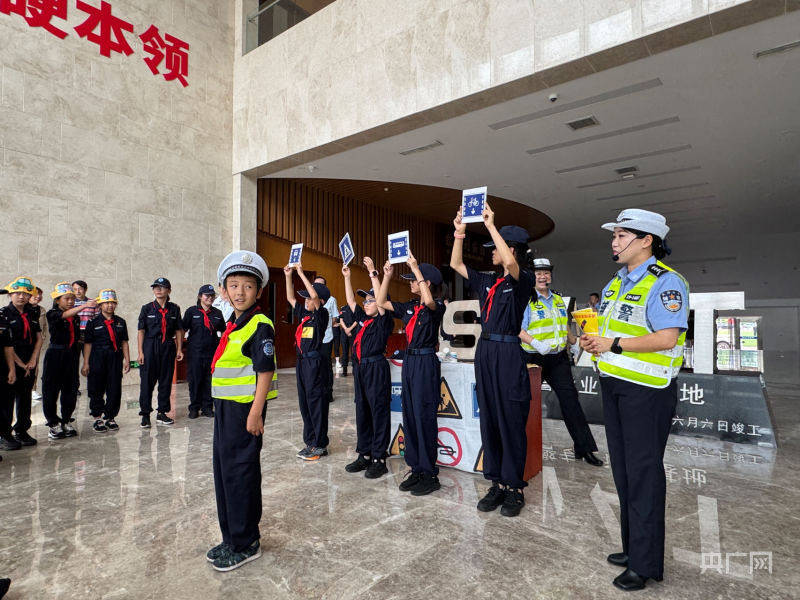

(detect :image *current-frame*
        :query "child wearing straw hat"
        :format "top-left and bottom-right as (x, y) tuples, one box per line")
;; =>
(82, 289), (130, 432)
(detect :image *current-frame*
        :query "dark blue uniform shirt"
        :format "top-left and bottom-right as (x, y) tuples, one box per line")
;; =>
(466, 267), (533, 336)
(46, 308), (81, 347)
(353, 306), (394, 358)
(84, 314), (129, 351)
(292, 304), (329, 355)
(0, 303), (41, 361)
(182, 306), (225, 355)
(389, 299), (445, 349)
(137, 301), (182, 340)
(228, 308), (276, 374)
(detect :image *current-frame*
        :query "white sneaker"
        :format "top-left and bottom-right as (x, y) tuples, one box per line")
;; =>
(62, 423), (78, 437)
(31, 391), (42, 400)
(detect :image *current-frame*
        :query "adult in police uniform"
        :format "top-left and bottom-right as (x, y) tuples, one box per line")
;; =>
(182, 285), (226, 419)
(580, 209), (689, 591)
(137, 277), (184, 428)
(519, 258), (602, 466)
(450, 204), (534, 517)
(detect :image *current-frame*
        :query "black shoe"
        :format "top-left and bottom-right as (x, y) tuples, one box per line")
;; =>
(342, 367), (348, 376)
(607, 552), (629, 567)
(345, 455), (370, 473)
(477, 484), (506, 512)
(211, 539), (262, 572)
(105, 419), (119, 431)
(62, 424), (77, 437)
(613, 568), (650, 591)
(500, 487), (525, 517)
(201, 410), (214, 418)
(92, 419), (108, 433)
(0, 578), (10, 598)
(14, 431), (37, 446)
(0, 436), (22, 451)
(206, 542), (230, 563)
(140, 415), (151, 429)
(364, 459), (388, 479)
(156, 412), (174, 426)
(410, 472), (440, 496)
(48, 426), (66, 440)
(188, 410), (199, 419)
(577, 451), (604, 467)
(398, 471), (421, 492)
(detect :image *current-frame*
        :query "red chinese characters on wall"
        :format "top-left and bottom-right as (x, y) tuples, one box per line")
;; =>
(1, 0), (189, 87)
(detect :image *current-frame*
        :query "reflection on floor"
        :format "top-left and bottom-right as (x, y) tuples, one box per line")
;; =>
(1, 369), (797, 599)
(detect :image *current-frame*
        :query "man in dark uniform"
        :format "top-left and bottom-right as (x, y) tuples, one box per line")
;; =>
(182, 285), (226, 419)
(338, 302), (358, 376)
(0, 277), (43, 448)
(137, 277), (183, 428)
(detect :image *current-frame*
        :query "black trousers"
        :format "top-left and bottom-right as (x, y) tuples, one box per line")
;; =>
(320, 341), (334, 401)
(296, 354), (329, 448)
(138, 338), (176, 415)
(353, 357), (391, 459)
(474, 340), (531, 489)
(42, 346), (80, 426)
(337, 332), (352, 369)
(187, 351), (214, 413)
(213, 397), (266, 552)
(401, 353), (440, 475)
(0, 374), (13, 437)
(87, 347), (124, 419)
(600, 376), (677, 581)
(526, 350), (598, 455)
(8, 365), (35, 434)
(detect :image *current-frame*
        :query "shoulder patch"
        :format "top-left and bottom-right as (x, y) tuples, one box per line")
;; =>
(624, 293), (642, 302)
(660, 290), (683, 312)
(648, 264), (669, 278)
(604, 289), (615, 298)
(263, 340), (274, 357)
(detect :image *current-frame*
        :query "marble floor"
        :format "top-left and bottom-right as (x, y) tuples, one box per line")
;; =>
(1, 370), (798, 600)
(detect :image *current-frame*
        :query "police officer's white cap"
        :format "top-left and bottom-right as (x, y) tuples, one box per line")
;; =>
(533, 258), (553, 271)
(602, 208), (669, 239)
(217, 251), (269, 288)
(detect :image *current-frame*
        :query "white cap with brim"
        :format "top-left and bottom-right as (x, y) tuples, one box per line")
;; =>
(602, 208), (669, 239)
(533, 258), (552, 270)
(217, 251), (269, 289)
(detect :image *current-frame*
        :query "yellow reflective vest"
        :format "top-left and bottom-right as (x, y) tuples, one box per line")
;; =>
(520, 292), (569, 353)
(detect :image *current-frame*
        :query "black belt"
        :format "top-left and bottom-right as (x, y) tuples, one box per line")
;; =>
(406, 347), (436, 355)
(480, 332), (520, 344)
(356, 354), (385, 364)
(297, 350), (321, 359)
(48, 344), (76, 350)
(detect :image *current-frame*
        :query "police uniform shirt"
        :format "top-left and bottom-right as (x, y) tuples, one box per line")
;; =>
(292, 304), (329, 355)
(353, 306), (394, 357)
(46, 308), (81, 347)
(389, 299), (446, 349)
(599, 256), (689, 334)
(321, 296), (339, 344)
(521, 290), (564, 355)
(84, 314), (129, 351)
(228, 309), (276, 374)
(466, 266), (534, 336)
(137, 301), (182, 340)
(182, 306), (225, 354)
(0, 303), (42, 362)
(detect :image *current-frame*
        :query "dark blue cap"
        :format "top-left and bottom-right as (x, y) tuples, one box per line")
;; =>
(482, 225), (530, 247)
(151, 277), (171, 289)
(198, 284), (215, 296)
(298, 283), (331, 303)
(400, 263), (443, 286)
(357, 288), (390, 301)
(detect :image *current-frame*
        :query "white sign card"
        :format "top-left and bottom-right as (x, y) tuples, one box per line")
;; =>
(339, 232), (355, 266)
(288, 242), (304, 266)
(461, 186), (487, 223)
(388, 230), (410, 264)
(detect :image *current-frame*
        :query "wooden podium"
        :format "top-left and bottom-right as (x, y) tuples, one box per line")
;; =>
(524, 365), (543, 481)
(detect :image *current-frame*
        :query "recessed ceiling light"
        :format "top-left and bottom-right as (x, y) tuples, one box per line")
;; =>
(621, 173), (636, 180)
(754, 39), (800, 59)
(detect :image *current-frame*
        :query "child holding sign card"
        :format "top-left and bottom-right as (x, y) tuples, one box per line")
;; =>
(388, 231), (410, 264)
(461, 187), (487, 223)
(288, 243), (304, 267)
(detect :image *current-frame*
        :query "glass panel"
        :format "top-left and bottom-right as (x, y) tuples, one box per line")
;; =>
(245, 0), (337, 53)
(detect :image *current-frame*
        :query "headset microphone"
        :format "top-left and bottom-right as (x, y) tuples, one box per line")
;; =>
(612, 238), (637, 262)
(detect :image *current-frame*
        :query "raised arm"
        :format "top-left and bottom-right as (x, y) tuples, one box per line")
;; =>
(295, 262), (321, 310)
(449, 207), (468, 279)
(483, 202), (520, 280)
(374, 259), (393, 311)
(407, 251), (435, 310)
(342, 264), (356, 312)
(284, 264), (296, 308)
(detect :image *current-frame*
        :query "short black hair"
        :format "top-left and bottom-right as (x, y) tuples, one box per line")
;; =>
(590, 292), (600, 299)
(35, 287), (43, 294)
(223, 272), (262, 289)
(72, 280), (87, 290)
(620, 228), (668, 260)
(313, 275), (327, 285)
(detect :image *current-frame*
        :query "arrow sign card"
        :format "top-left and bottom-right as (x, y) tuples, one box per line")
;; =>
(339, 232), (355, 265)
(388, 230), (410, 264)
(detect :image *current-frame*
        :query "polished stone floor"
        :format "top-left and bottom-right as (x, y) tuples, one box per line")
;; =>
(1, 370), (798, 600)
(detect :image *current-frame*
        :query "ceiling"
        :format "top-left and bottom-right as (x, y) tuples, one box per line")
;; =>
(266, 12), (800, 254)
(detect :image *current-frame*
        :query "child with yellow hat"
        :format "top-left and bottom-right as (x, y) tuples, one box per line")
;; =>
(0, 277), (43, 450)
(81, 290), (130, 432)
(41, 282), (87, 440)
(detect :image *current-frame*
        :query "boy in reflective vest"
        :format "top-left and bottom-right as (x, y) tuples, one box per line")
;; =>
(581, 209), (688, 591)
(206, 251), (277, 572)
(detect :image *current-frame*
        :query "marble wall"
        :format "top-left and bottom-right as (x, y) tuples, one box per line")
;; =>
(232, 0), (758, 174)
(0, 0), (236, 329)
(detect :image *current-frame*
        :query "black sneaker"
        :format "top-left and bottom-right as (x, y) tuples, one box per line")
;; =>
(364, 459), (388, 479)
(201, 410), (214, 418)
(398, 471), (421, 492)
(345, 455), (370, 473)
(0, 578), (10, 597)
(410, 472), (441, 496)
(156, 412), (174, 426)
(211, 539), (261, 572)
(62, 424), (77, 437)
(105, 419), (119, 431)
(296, 446), (312, 459)
(500, 487), (525, 517)
(140, 415), (151, 429)
(188, 409), (199, 419)
(300, 447), (328, 461)
(206, 542), (230, 563)
(0, 435), (22, 451)
(477, 484), (506, 512)
(48, 426), (66, 440)
(92, 419), (108, 433)
(13, 431), (37, 446)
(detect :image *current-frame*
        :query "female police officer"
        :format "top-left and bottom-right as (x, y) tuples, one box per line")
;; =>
(580, 209), (688, 591)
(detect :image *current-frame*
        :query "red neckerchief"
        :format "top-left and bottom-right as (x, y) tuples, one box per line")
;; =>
(104, 318), (118, 352)
(153, 301), (169, 342)
(211, 308), (259, 372)
(200, 308), (213, 333)
(68, 316), (75, 348)
(405, 305), (424, 344)
(353, 319), (374, 360)
(17, 308), (31, 343)
(295, 316), (310, 354)
(482, 277), (506, 320)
